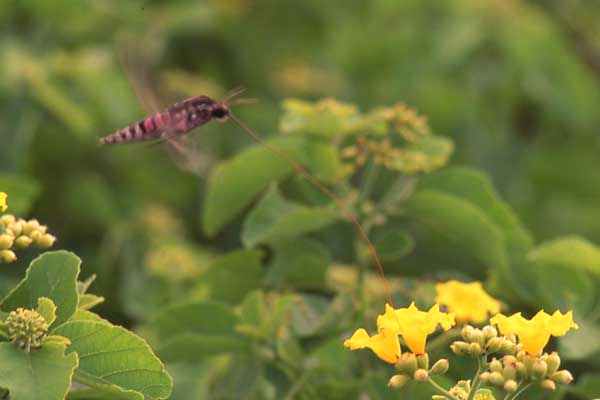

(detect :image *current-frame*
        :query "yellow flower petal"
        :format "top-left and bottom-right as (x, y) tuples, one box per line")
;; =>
(0, 193), (7, 213)
(435, 280), (501, 324)
(392, 302), (455, 354)
(490, 310), (578, 356)
(343, 327), (401, 364)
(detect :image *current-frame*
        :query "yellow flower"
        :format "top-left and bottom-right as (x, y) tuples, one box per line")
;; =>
(344, 302), (455, 362)
(0, 193), (7, 212)
(490, 310), (578, 356)
(435, 280), (501, 324)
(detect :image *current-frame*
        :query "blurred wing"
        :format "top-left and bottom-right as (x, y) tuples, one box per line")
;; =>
(116, 34), (213, 176)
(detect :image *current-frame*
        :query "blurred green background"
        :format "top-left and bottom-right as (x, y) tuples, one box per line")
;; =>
(1, 0), (600, 399)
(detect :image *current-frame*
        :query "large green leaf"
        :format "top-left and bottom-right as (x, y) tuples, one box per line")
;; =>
(0, 173), (41, 217)
(417, 167), (533, 256)
(242, 186), (340, 247)
(200, 249), (263, 304)
(202, 137), (341, 236)
(0, 342), (78, 400)
(1, 251), (80, 328)
(152, 301), (249, 362)
(527, 236), (600, 315)
(266, 238), (330, 289)
(54, 310), (172, 400)
(404, 190), (508, 277)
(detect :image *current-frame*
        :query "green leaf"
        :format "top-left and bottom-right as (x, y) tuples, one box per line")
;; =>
(0, 173), (41, 217)
(78, 294), (105, 310)
(0, 341), (78, 400)
(417, 167), (533, 256)
(404, 190), (508, 277)
(266, 238), (330, 289)
(200, 249), (263, 304)
(152, 301), (248, 362)
(527, 236), (600, 315)
(1, 251), (80, 328)
(242, 185), (340, 247)
(36, 297), (57, 326)
(54, 311), (172, 400)
(386, 134), (454, 173)
(202, 137), (341, 236)
(371, 227), (414, 262)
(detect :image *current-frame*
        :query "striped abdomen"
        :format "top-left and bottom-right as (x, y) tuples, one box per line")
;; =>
(98, 111), (172, 145)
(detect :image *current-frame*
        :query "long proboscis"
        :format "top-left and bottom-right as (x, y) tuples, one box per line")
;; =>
(229, 112), (393, 306)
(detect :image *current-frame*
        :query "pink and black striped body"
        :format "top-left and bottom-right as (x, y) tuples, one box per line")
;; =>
(98, 95), (229, 145)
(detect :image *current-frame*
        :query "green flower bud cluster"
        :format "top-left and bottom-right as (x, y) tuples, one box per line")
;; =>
(0, 215), (56, 263)
(5, 307), (49, 352)
(480, 352), (572, 392)
(451, 325), (515, 358)
(389, 353), (450, 388)
(432, 380), (471, 400)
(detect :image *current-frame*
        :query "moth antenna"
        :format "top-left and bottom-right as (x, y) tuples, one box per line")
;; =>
(229, 112), (393, 306)
(230, 97), (258, 105)
(221, 86), (247, 104)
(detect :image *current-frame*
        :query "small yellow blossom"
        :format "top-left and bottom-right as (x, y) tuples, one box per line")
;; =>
(344, 302), (455, 362)
(0, 193), (7, 212)
(490, 310), (578, 356)
(435, 280), (501, 324)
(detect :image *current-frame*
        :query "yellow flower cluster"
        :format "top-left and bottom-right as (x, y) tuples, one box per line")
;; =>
(490, 310), (578, 356)
(0, 214), (56, 263)
(344, 302), (455, 363)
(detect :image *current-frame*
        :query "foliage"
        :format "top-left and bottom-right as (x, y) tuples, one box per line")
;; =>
(2, 0), (600, 399)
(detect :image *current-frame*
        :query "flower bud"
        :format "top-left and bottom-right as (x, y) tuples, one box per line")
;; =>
(522, 354), (535, 372)
(461, 325), (475, 341)
(6, 222), (23, 237)
(450, 341), (470, 356)
(36, 234), (56, 248)
(416, 353), (429, 370)
(503, 365), (517, 380)
(550, 370), (573, 385)
(396, 353), (418, 376)
(479, 372), (490, 383)
(0, 250), (17, 263)
(429, 359), (449, 376)
(29, 230), (42, 243)
(413, 368), (429, 382)
(485, 337), (503, 353)
(0, 214), (16, 226)
(499, 339), (516, 354)
(388, 374), (410, 388)
(0, 234), (14, 250)
(506, 334), (517, 343)
(468, 342), (482, 356)
(504, 379), (518, 393)
(490, 359), (503, 373)
(432, 396), (447, 400)
(488, 371), (505, 386)
(482, 325), (498, 341)
(546, 352), (560, 375)
(516, 362), (527, 379)
(22, 220), (40, 236)
(532, 360), (548, 380)
(468, 329), (485, 346)
(541, 379), (556, 391)
(14, 235), (33, 249)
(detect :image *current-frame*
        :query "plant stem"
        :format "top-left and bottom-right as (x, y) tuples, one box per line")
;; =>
(427, 378), (462, 400)
(504, 382), (532, 400)
(357, 161), (380, 203)
(466, 357), (485, 400)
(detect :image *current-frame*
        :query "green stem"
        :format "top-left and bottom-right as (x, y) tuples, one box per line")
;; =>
(466, 357), (485, 400)
(427, 378), (462, 400)
(504, 382), (532, 400)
